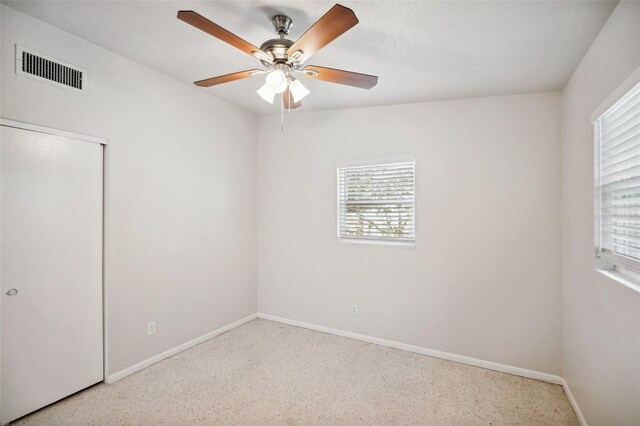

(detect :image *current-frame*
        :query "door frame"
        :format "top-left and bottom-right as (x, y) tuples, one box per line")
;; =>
(0, 118), (110, 415)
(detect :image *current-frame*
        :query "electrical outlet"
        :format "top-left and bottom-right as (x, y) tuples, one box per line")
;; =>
(147, 321), (156, 336)
(352, 305), (358, 315)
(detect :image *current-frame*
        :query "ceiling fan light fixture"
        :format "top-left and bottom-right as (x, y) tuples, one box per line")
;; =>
(257, 83), (276, 104)
(289, 79), (310, 102)
(266, 69), (288, 94)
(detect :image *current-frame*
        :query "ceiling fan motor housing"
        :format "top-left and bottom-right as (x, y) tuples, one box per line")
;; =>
(260, 38), (293, 62)
(259, 15), (295, 63)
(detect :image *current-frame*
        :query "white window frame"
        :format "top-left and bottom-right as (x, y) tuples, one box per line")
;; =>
(337, 158), (416, 248)
(593, 70), (640, 293)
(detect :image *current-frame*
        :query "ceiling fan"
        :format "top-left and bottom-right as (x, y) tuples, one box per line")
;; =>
(177, 4), (378, 110)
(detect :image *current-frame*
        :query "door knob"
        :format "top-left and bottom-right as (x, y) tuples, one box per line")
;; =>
(5, 288), (18, 296)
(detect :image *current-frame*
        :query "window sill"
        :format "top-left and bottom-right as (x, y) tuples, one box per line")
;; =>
(338, 237), (415, 248)
(596, 268), (640, 294)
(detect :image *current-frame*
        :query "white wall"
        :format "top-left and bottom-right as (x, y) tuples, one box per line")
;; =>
(560, 2), (640, 425)
(257, 92), (562, 375)
(0, 5), (257, 374)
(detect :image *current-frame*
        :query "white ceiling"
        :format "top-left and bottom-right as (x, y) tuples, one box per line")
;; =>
(3, 1), (616, 115)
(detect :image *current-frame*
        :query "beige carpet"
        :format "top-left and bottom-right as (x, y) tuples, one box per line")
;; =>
(14, 319), (578, 425)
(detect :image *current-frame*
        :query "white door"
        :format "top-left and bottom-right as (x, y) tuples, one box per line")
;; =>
(0, 125), (104, 424)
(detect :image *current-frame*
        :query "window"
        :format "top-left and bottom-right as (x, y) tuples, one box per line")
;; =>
(337, 160), (415, 246)
(595, 81), (640, 272)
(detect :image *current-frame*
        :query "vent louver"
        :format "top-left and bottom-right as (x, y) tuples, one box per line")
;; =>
(16, 46), (86, 92)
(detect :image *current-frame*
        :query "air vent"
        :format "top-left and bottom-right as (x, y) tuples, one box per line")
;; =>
(16, 45), (86, 92)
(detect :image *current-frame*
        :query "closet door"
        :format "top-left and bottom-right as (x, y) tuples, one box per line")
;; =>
(1, 125), (103, 424)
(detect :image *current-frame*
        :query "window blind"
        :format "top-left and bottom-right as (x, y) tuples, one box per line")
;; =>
(337, 161), (415, 245)
(597, 82), (640, 263)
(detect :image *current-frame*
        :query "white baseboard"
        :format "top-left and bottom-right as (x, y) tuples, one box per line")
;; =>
(106, 313), (258, 384)
(559, 377), (588, 426)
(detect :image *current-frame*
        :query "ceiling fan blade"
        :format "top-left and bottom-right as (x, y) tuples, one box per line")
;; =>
(283, 87), (302, 110)
(178, 11), (272, 62)
(287, 4), (359, 63)
(194, 69), (264, 87)
(302, 65), (378, 89)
